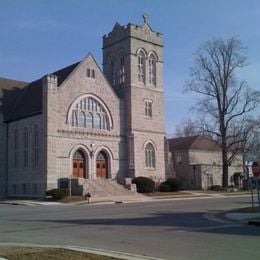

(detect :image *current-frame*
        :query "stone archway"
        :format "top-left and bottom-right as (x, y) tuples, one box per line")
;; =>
(96, 151), (108, 178)
(72, 150), (86, 178)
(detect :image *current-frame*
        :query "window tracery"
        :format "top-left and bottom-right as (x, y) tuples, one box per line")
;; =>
(69, 97), (110, 130)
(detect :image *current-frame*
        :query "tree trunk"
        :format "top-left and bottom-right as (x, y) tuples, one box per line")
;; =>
(222, 147), (229, 188)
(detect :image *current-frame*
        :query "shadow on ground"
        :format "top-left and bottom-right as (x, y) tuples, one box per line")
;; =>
(12, 210), (260, 237)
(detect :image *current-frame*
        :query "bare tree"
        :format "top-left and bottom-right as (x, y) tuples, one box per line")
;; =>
(243, 117), (260, 161)
(175, 119), (200, 137)
(185, 36), (260, 187)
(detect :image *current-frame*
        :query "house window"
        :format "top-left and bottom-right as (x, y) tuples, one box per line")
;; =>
(176, 154), (182, 164)
(138, 51), (145, 83)
(33, 125), (39, 168)
(148, 54), (156, 86)
(145, 143), (155, 168)
(14, 130), (19, 168)
(145, 101), (152, 117)
(119, 56), (125, 85)
(23, 127), (29, 168)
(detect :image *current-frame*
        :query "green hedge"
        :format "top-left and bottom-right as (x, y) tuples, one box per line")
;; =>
(132, 177), (155, 193)
(164, 177), (184, 192)
(159, 182), (171, 192)
(46, 188), (69, 200)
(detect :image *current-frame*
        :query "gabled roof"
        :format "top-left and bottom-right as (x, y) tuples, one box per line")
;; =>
(168, 136), (220, 151)
(4, 62), (80, 122)
(0, 77), (28, 120)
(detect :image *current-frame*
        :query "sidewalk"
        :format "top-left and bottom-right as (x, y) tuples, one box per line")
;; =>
(0, 190), (252, 206)
(225, 210), (260, 226)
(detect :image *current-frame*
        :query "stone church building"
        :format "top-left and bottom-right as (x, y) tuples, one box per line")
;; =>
(0, 18), (166, 198)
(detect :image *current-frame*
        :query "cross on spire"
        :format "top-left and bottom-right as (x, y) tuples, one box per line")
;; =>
(142, 13), (149, 24)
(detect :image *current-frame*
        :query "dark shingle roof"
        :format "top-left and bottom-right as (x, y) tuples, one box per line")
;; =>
(0, 77), (28, 120)
(168, 136), (220, 151)
(3, 62), (80, 122)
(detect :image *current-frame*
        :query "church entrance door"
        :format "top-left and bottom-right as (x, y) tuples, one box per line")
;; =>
(96, 151), (108, 178)
(73, 150), (86, 178)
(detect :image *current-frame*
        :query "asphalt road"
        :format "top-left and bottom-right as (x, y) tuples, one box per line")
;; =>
(0, 196), (260, 260)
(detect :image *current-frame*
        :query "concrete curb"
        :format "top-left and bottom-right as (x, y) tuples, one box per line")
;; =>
(0, 242), (163, 260)
(0, 193), (252, 206)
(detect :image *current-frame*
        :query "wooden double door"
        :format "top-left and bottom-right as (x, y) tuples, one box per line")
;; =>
(73, 150), (108, 179)
(73, 150), (86, 178)
(96, 151), (108, 178)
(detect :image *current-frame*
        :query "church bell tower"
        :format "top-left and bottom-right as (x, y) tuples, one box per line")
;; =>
(103, 15), (165, 181)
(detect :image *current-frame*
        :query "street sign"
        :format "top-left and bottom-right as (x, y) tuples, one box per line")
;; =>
(252, 161), (260, 177)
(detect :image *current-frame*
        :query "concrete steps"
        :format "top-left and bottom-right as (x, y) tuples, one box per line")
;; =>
(71, 178), (149, 202)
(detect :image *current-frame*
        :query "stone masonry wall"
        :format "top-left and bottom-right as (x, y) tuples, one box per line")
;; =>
(7, 114), (45, 197)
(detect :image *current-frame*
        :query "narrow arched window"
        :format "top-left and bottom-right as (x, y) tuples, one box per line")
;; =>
(94, 114), (101, 129)
(33, 125), (39, 168)
(86, 112), (94, 128)
(23, 127), (29, 168)
(138, 51), (145, 83)
(148, 54), (156, 86)
(119, 55), (125, 85)
(14, 130), (19, 168)
(111, 60), (116, 87)
(78, 111), (86, 128)
(145, 143), (155, 168)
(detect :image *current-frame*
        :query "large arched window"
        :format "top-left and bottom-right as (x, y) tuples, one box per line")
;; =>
(145, 143), (155, 168)
(33, 125), (39, 168)
(148, 54), (156, 86)
(14, 130), (19, 168)
(23, 127), (29, 168)
(138, 51), (145, 84)
(69, 96), (110, 130)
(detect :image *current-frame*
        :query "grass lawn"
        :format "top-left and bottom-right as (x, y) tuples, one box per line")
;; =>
(0, 247), (119, 260)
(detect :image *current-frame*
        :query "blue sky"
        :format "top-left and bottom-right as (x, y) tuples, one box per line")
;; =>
(1, 0), (260, 134)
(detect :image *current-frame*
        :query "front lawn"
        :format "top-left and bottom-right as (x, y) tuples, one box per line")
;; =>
(0, 247), (119, 260)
